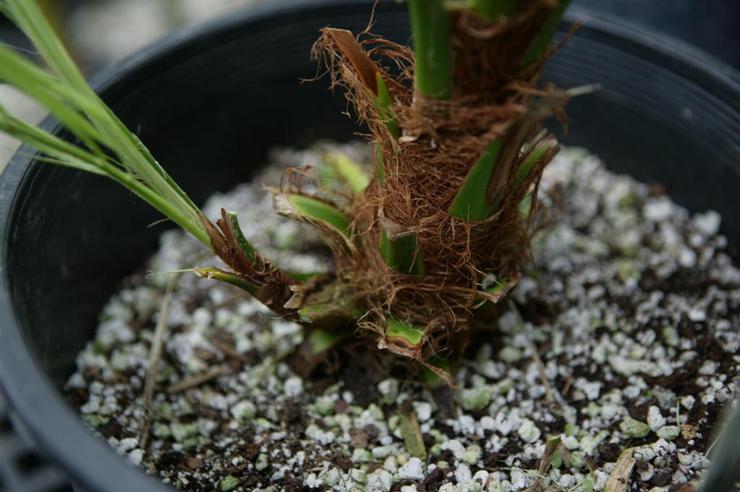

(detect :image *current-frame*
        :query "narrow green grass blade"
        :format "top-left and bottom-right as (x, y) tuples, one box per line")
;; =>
(325, 152), (370, 195)
(386, 319), (424, 347)
(374, 73), (400, 138)
(408, 0), (452, 99)
(474, 0), (518, 19)
(0, 109), (104, 175)
(286, 194), (352, 238)
(0, 0), (210, 246)
(0, 47), (101, 151)
(448, 139), (503, 221)
(192, 267), (258, 295)
(522, 0), (572, 66)
(5, 0), (204, 233)
(380, 229), (425, 275)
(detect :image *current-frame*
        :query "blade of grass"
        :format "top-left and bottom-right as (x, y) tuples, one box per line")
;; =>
(0, 0), (210, 246)
(408, 0), (452, 99)
(448, 139), (503, 221)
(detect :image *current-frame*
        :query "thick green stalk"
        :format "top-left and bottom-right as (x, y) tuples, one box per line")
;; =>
(408, 0), (452, 99)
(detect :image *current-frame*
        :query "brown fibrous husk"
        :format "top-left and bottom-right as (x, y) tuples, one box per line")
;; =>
(293, 3), (572, 361)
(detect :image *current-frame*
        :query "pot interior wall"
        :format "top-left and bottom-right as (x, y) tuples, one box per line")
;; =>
(5, 3), (739, 393)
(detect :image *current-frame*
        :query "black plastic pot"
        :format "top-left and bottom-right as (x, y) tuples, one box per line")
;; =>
(0, 1), (738, 490)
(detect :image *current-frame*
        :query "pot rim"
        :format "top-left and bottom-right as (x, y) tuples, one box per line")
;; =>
(0, 1), (737, 490)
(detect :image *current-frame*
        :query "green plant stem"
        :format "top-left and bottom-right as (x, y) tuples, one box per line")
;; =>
(474, 0), (518, 19)
(408, 0), (452, 99)
(522, 0), (572, 66)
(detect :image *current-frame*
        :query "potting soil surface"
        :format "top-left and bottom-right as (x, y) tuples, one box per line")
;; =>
(65, 143), (739, 492)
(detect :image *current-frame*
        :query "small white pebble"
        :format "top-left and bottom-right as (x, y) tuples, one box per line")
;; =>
(398, 457), (425, 481)
(647, 406), (666, 432)
(517, 419), (541, 443)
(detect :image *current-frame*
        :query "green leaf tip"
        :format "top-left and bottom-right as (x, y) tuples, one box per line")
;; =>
(284, 194), (352, 238)
(325, 152), (370, 195)
(448, 139), (503, 221)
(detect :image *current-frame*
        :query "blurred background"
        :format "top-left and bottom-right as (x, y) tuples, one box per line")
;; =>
(0, 1), (738, 491)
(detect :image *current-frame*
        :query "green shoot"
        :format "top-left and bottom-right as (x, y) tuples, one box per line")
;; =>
(0, 0), (209, 246)
(522, 0), (572, 66)
(375, 73), (400, 138)
(284, 194), (352, 238)
(380, 230), (425, 275)
(222, 211), (260, 264)
(408, 0), (452, 99)
(385, 319), (424, 347)
(325, 152), (370, 195)
(448, 139), (503, 221)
